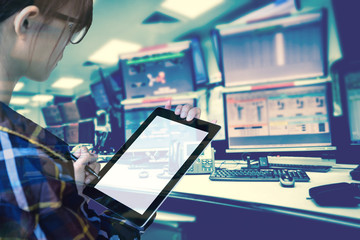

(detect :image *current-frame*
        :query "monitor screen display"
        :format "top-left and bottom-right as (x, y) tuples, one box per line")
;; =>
(218, 10), (327, 87)
(91, 81), (111, 110)
(76, 94), (98, 120)
(120, 41), (195, 99)
(58, 102), (81, 124)
(224, 83), (333, 150)
(344, 71), (360, 145)
(42, 105), (63, 126)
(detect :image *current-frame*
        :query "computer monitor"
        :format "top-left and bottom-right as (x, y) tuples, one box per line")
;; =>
(224, 83), (335, 153)
(333, 60), (360, 163)
(90, 81), (111, 110)
(124, 99), (195, 141)
(64, 123), (79, 144)
(216, 10), (327, 87)
(119, 41), (195, 99)
(76, 94), (98, 120)
(344, 73), (360, 145)
(58, 102), (81, 124)
(42, 105), (63, 126)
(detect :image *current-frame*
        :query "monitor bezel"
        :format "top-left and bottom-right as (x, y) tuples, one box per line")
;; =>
(119, 41), (197, 99)
(222, 81), (337, 159)
(216, 9), (328, 88)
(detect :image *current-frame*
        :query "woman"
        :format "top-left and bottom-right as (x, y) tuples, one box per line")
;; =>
(0, 0), (201, 239)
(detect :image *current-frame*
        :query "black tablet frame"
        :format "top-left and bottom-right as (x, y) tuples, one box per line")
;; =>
(83, 107), (220, 227)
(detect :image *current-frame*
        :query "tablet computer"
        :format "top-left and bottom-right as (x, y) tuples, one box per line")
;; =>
(83, 107), (220, 228)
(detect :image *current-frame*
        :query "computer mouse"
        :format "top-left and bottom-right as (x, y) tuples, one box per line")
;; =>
(139, 171), (149, 178)
(279, 174), (295, 187)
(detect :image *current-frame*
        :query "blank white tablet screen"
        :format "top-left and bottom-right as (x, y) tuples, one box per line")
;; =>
(95, 116), (208, 215)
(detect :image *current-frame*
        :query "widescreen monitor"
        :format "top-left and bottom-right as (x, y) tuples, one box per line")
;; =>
(217, 10), (327, 87)
(119, 41), (195, 99)
(224, 83), (334, 152)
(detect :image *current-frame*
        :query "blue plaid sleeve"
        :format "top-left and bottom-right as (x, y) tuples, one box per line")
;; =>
(0, 131), (141, 240)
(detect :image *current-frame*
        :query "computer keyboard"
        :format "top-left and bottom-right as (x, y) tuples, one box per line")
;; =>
(209, 168), (310, 182)
(269, 163), (332, 172)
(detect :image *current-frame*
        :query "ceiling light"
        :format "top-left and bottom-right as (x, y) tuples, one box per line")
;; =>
(88, 39), (142, 65)
(51, 77), (84, 89)
(10, 97), (30, 105)
(14, 82), (24, 91)
(161, 0), (224, 19)
(32, 94), (54, 102)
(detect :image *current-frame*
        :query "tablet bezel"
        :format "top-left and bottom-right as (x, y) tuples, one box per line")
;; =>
(83, 107), (220, 227)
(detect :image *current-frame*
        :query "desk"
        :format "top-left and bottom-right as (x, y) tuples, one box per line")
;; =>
(156, 164), (360, 239)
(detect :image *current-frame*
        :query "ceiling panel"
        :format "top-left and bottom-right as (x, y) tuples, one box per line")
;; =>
(12, 0), (270, 105)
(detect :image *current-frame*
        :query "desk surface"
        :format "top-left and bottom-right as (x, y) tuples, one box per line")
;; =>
(171, 164), (360, 227)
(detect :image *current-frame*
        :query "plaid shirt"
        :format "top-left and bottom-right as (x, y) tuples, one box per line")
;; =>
(0, 102), (141, 240)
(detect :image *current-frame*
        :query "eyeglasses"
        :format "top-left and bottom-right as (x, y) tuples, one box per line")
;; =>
(53, 12), (88, 44)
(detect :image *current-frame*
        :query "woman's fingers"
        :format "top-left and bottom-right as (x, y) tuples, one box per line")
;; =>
(186, 107), (201, 121)
(174, 105), (182, 115)
(164, 99), (172, 110)
(166, 103), (202, 121)
(85, 162), (100, 184)
(179, 104), (192, 118)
